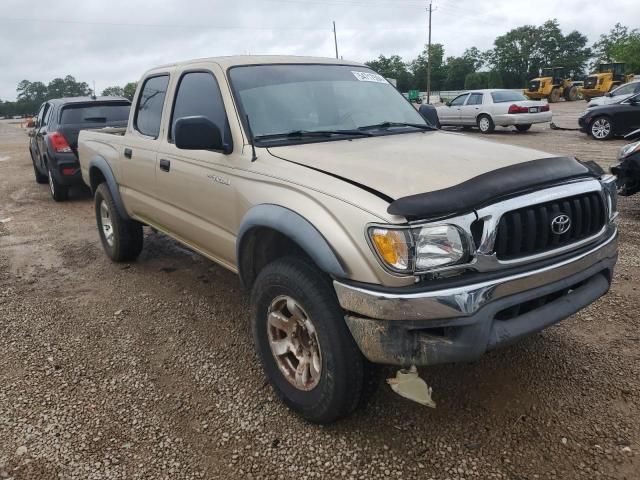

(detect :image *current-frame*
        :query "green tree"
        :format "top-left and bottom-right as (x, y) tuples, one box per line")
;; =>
(409, 43), (446, 91)
(102, 86), (125, 97)
(443, 55), (475, 90)
(464, 72), (489, 90)
(592, 24), (640, 73)
(487, 70), (504, 88)
(365, 55), (413, 91)
(123, 82), (138, 101)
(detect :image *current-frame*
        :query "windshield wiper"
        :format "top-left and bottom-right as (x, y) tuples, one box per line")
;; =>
(255, 129), (374, 140)
(359, 121), (436, 131)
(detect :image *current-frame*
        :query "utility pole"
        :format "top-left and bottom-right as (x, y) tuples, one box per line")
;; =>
(333, 21), (339, 59)
(426, 1), (433, 104)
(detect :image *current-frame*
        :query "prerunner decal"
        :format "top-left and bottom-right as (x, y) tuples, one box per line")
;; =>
(351, 71), (388, 83)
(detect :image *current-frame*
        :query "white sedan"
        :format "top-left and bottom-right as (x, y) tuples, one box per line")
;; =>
(436, 89), (552, 133)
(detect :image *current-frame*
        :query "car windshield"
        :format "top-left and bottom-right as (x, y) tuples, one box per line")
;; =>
(60, 103), (130, 125)
(491, 91), (528, 103)
(228, 64), (429, 143)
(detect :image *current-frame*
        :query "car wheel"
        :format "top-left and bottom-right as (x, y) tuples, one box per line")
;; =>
(251, 256), (372, 424)
(515, 124), (532, 132)
(48, 166), (69, 201)
(590, 116), (614, 140)
(94, 183), (143, 262)
(31, 152), (47, 184)
(477, 115), (495, 134)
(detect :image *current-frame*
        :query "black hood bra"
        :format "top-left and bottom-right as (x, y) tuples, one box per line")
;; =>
(387, 157), (605, 220)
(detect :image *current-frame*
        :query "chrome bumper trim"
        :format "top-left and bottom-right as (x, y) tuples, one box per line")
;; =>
(334, 229), (617, 321)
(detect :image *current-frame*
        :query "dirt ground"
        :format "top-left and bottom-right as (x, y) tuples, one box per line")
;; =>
(1, 101), (639, 480)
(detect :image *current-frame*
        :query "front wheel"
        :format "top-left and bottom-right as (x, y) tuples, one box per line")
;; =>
(251, 256), (371, 424)
(48, 167), (69, 201)
(590, 116), (614, 140)
(515, 124), (532, 132)
(477, 115), (495, 134)
(94, 183), (143, 262)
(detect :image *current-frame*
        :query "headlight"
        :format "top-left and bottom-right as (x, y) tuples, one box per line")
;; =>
(618, 140), (640, 160)
(600, 175), (618, 220)
(368, 225), (467, 274)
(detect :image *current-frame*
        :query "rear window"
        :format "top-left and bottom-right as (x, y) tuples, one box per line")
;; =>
(491, 91), (528, 103)
(60, 103), (131, 125)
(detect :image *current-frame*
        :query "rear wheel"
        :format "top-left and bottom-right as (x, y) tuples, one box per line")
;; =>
(549, 88), (561, 103)
(515, 124), (532, 132)
(564, 86), (578, 101)
(251, 256), (372, 424)
(477, 114), (495, 134)
(589, 116), (614, 140)
(94, 183), (143, 261)
(48, 166), (69, 201)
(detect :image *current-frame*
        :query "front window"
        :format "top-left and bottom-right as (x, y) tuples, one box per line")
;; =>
(612, 83), (635, 96)
(229, 64), (429, 144)
(491, 91), (528, 103)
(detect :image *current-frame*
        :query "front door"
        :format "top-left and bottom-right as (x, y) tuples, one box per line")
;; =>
(154, 68), (238, 268)
(458, 92), (484, 125)
(439, 93), (468, 125)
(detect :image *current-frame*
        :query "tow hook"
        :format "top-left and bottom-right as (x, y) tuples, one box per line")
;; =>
(386, 365), (436, 408)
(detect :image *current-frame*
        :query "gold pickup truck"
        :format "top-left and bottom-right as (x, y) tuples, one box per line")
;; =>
(78, 56), (619, 423)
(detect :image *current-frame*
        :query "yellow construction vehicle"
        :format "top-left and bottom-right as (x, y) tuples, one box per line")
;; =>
(579, 63), (635, 101)
(524, 67), (578, 103)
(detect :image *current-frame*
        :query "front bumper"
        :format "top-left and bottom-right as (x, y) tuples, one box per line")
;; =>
(579, 88), (605, 98)
(335, 230), (618, 366)
(493, 111), (552, 126)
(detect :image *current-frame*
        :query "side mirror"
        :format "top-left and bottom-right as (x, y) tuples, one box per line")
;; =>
(446, 101), (452, 107)
(174, 116), (230, 153)
(630, 98), (640, 106)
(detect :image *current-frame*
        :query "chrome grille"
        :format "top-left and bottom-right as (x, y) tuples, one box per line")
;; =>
(494, 192), (605, 260)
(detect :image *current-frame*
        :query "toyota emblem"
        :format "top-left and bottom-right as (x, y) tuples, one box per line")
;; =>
(550, 214), (571, 235)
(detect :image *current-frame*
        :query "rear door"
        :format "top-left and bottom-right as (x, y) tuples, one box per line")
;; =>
(618, 94), (640, 133)
(154, 67), (237, 266)
(459, 92), (483, 125)
(119, 74), (172, 221)
(34, 102), (51, 162)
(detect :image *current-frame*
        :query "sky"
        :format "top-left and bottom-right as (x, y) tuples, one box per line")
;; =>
(0, 0), (638, 100)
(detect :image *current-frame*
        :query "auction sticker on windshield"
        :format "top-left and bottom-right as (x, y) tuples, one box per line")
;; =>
(352, 71), (388, 83)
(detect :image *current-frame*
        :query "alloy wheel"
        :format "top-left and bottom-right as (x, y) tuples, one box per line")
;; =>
(100, 200), (114, 247)
(591, 118), (611, 139)
(267, 295), (322, 391)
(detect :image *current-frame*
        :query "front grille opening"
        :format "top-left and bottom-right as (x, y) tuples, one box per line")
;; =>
(494, 192), (605, 260)
(470, 219), (485, 249)
(495, 279), (588, 321)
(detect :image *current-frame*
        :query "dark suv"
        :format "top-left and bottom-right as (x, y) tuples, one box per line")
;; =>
(29, 97), (131, 201)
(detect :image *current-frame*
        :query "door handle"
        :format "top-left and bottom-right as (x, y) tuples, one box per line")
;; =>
(159, 159), (171, 172)
(124, 148), (132, 159)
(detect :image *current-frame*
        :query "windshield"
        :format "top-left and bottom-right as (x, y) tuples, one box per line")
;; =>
(228, 64), (428, 143)
(60, 103), (130, 125)
(491, 91), (528, 103)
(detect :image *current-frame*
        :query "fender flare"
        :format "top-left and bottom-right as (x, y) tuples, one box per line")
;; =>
(88, 156), (131, 220)
(236, 204), (347, 286)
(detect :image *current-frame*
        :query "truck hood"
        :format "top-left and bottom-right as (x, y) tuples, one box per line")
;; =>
(267, 130), (553, 200)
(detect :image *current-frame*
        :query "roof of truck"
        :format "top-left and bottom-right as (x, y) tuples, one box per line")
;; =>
(151, 55), (364, 70)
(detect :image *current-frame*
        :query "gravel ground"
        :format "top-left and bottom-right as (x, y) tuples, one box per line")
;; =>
(1, 101), (639, 480)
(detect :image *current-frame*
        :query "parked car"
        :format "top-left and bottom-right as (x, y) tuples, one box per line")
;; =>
(29, 96), (131, 201)
(78, 56), (618, 423)
(578, 92), (640, 140)
(611, 128), (640, 195)
(436, 89), (552, 133)
(587, 80), (640, 108)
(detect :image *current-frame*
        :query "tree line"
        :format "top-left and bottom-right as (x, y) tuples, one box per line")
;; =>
(2, 20), (639, 117)
(0, 77), (137, 118)
(367, 20), (639, 92)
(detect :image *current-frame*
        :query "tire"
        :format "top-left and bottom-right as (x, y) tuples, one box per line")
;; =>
(477, 114), (495, 134)
(564, 86), (578, 101)
(549, 88), (560, 103)
(48, 166), (69, 201)
(31, 152), (47, 184)
(94, 183), (143, 262)
(251, 256), (372, 424)
(515, 124), (532, 132)
(589, 116), (614, 140)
